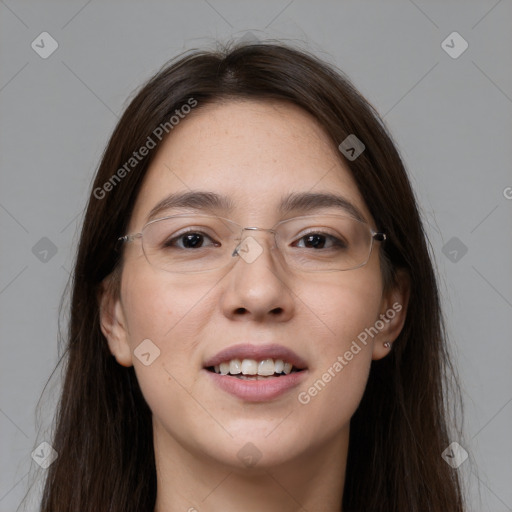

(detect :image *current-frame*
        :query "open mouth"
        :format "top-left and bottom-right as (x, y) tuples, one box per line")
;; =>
(204, 350), (309, 401)
(205, 358), (305, 380)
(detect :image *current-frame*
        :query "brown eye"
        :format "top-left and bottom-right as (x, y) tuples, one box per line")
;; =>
(294, 232), (347, 250)
(163, 231), (219, 249)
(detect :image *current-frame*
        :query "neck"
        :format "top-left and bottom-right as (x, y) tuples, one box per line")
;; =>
(152, 419), (348, 512)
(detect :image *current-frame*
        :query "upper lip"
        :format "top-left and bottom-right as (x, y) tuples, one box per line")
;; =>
(203, 343), (308, 370)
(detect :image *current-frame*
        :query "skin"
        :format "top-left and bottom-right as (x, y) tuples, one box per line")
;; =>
(100, 100), (409, 512)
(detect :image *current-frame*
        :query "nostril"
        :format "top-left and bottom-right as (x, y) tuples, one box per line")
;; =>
(270, 307), (283, 315)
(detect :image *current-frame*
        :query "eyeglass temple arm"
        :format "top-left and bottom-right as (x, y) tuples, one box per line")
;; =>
(118, 233), (142, 243)
(115, 233), (142, 253)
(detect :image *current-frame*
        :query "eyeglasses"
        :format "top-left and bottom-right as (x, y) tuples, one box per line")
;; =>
(117, 213), (386, 274)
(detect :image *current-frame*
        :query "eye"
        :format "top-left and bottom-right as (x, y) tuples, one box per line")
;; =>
(293, 232), (347, 250)
(163, 230), (220, 250)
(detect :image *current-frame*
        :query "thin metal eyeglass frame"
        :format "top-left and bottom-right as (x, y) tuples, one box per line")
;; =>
(117, 213), (387, 273)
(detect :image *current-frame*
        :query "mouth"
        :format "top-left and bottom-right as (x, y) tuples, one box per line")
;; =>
(203, 344), (308, 402)
(205, 357), (305, 380)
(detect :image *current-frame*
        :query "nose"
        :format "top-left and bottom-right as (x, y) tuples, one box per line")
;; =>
(220, 230), (296, 322)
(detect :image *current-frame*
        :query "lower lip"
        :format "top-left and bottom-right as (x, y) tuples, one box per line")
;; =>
(204, 369), (308, 402)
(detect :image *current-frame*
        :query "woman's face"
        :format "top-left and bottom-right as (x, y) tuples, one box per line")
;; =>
(101, 100), (407, 470)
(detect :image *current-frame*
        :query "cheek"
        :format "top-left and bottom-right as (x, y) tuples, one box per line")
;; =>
(119, 267), (216, 399)
(121, 265), (214, 345)
(119, 268), (214, 434)
(301, 268), (383, 357)
(292, 271), (382, 437)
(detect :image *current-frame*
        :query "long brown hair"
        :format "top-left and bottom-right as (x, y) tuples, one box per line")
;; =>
(28, 42), (465, 511)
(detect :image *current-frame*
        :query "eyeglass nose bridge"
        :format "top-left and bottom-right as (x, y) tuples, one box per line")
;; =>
(231, 226), (279, 258)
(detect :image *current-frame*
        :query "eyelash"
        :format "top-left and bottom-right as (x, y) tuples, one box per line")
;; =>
(163, 229), (347, 250)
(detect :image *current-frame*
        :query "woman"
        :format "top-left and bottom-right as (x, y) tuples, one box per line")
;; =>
(35, 43), (465, 511)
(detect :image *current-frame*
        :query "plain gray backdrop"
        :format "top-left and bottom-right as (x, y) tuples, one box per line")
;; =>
(1, 1), (511, 511)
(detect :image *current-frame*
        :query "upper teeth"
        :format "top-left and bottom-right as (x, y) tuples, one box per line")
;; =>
(213, 359), (293, 376)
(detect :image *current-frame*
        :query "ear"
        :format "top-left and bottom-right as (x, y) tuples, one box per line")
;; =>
(372, 269), (410, 361)
(98, 273), (133, 367)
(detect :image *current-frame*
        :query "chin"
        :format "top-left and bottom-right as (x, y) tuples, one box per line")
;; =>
(192, 421), (313, 470)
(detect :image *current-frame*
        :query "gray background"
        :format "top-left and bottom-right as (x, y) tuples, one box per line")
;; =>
(1, 1), (511, 511)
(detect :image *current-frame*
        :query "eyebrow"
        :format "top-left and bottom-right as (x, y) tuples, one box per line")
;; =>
(146, 190), (365, 223)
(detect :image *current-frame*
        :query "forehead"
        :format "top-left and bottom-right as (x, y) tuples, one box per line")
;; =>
(129, 100), (372, 229)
